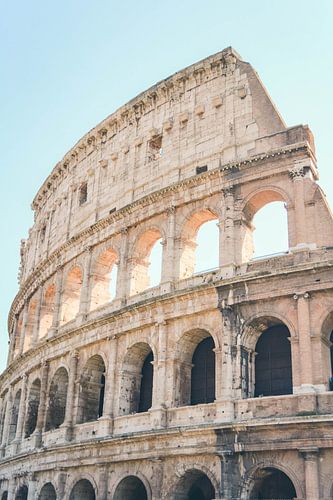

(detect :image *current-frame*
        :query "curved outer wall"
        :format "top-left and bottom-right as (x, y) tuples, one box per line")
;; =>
(1, 47), (333, 499)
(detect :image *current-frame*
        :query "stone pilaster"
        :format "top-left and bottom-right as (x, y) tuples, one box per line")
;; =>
(49, 266), (64, 336)
(100, 337), (118, 433)
(161, 206), (176, 287)
(35, 361), (49, 447)
(220, 187), (236, 270)
(18, 302), (29, 355)
(78, 246), (93, 319)
(31, 287), (43, 346)
(14, 374), (28, 444)
(1, 386), (13, 452)
(289, 165), (308, 248)
(294, 292), (315, 393)
(300, 448), (320, 500)
(115, 227), (129, 303)
(63, 350), (79, 440)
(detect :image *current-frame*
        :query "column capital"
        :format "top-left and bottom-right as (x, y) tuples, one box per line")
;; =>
(293, 292), (311, 301)
(289, 165), (308, 179)
(221, 186), (235, 197)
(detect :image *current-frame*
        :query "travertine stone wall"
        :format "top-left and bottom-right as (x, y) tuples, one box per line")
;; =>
(1, 47), (333, 499)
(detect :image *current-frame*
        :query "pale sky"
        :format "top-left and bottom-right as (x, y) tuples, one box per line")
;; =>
(0, 0), (332, 372)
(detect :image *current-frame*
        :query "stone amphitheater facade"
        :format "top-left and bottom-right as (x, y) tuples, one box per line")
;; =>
(1, 47), (333, 499)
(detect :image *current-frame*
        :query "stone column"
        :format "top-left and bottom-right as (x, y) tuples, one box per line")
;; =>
(63, 351), (79, 440)
(35, 361), (49, 447)
(1, 386), (13, 452)
(289, 165), (308, 248)
(78, 246), (93, 319)
(149, 321), (167, 428)
(7, 477), (16, 500)
(295, 293), (314, 392)
(116, 227), (129, 303)
(49, 266), (64, 336)
(161, 206), (176, 287)
(98, 465), (109, 500)
(32, 287), (43, 346)
(27, 474), (37, 500)
(14, 374), (28, 444)
(100, 337), (118, 433)
(57, 471), (67, 500)
(7, 315), (18, 365)
(18, 302), (29, 355)
(300, 448), (320, 500)
(220, 187), (235, 269)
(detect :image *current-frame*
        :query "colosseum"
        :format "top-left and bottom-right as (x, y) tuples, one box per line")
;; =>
(1, 46), (333, 499)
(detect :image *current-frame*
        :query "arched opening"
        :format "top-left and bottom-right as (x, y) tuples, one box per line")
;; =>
(77, 355), (106, 423)
(113, 476), (148, 500)
(179, 210), (219, 279)
(173, 469), (215, 500)
(38, 483), (56, 500)
(69, 479), (95, 500)
(191, 337), (215, 405)
(39, 284), (55, 338)
(1, 492), (8, 500)
(23, 297), (37, 352)
(250, 467), (296, 499)
(8, 389), (21, 443)
(119, 343), (154, 415)
(255, 325), (292, 397)
(242, 191), (289, 262)
(129, 229), (163, 295)
(90, 248), (118, 310)
(45, 367), (68, 431)
(15, 486), (28, 500)
(60, 266), (83, 325)
(24, 378), (41, 438)
(195, 220), (219, 273)
(175, 330), (215, 407)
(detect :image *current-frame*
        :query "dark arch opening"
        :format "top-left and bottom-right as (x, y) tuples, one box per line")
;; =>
(254, 325), (292, 397)
(38, 483), (56, 500)
(15, 486), (28, 500)
(69, 479), (95, 500)
(138, 351), (153, 413)
(45, 367), (69, 431)
(191, 337), (215, 405)
(77, 355), (106, 423)
(250, 467), (296, 499)
(113, 476), (148, 500)
(25, 378), (41, 438)
(2, 492), (8, 500)
(174, 470), (215, 500)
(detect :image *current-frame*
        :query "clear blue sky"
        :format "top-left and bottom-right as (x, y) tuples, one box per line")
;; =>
(0, 0), (332, 372)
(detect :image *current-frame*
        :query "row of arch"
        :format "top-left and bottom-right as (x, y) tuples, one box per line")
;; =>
(13, 194), (289, 356)
(2, 323), (296, 446)
(1, 466), (299, 499)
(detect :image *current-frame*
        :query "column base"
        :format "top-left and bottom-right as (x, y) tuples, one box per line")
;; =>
(215, 399), (235, 423)
(149, 407), (167, 429)
(33, 430), (43, 448)
(98, 415), (114, 435)
(296, 392), (317, 415)
(60, 424), (74, 442)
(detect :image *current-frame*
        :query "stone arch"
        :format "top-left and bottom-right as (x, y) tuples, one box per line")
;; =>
(169, 467), (217, 500)
(240, 315), (294, 398)
(112, 473), (152, 500)
(38, 482), (56, 500)
(69, 478), (96, 500)
(129, 227), (164, 295)
(14, 485), (28, 500)
(60, 265), (83, 325)
(241, 462), (301, 500)
(174, 329), (216, 407)
(39, 283), (56, 338)
(45, 366), (69, 431)
(89, 247), (118, 310)
(119, 342), (155, 415)
(241, 187), (290, 262)
(8, 388), (21, 443)
(24, 377), (41, 437)
(77, 354), (106, 423)
(178, 208), (219, 280)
